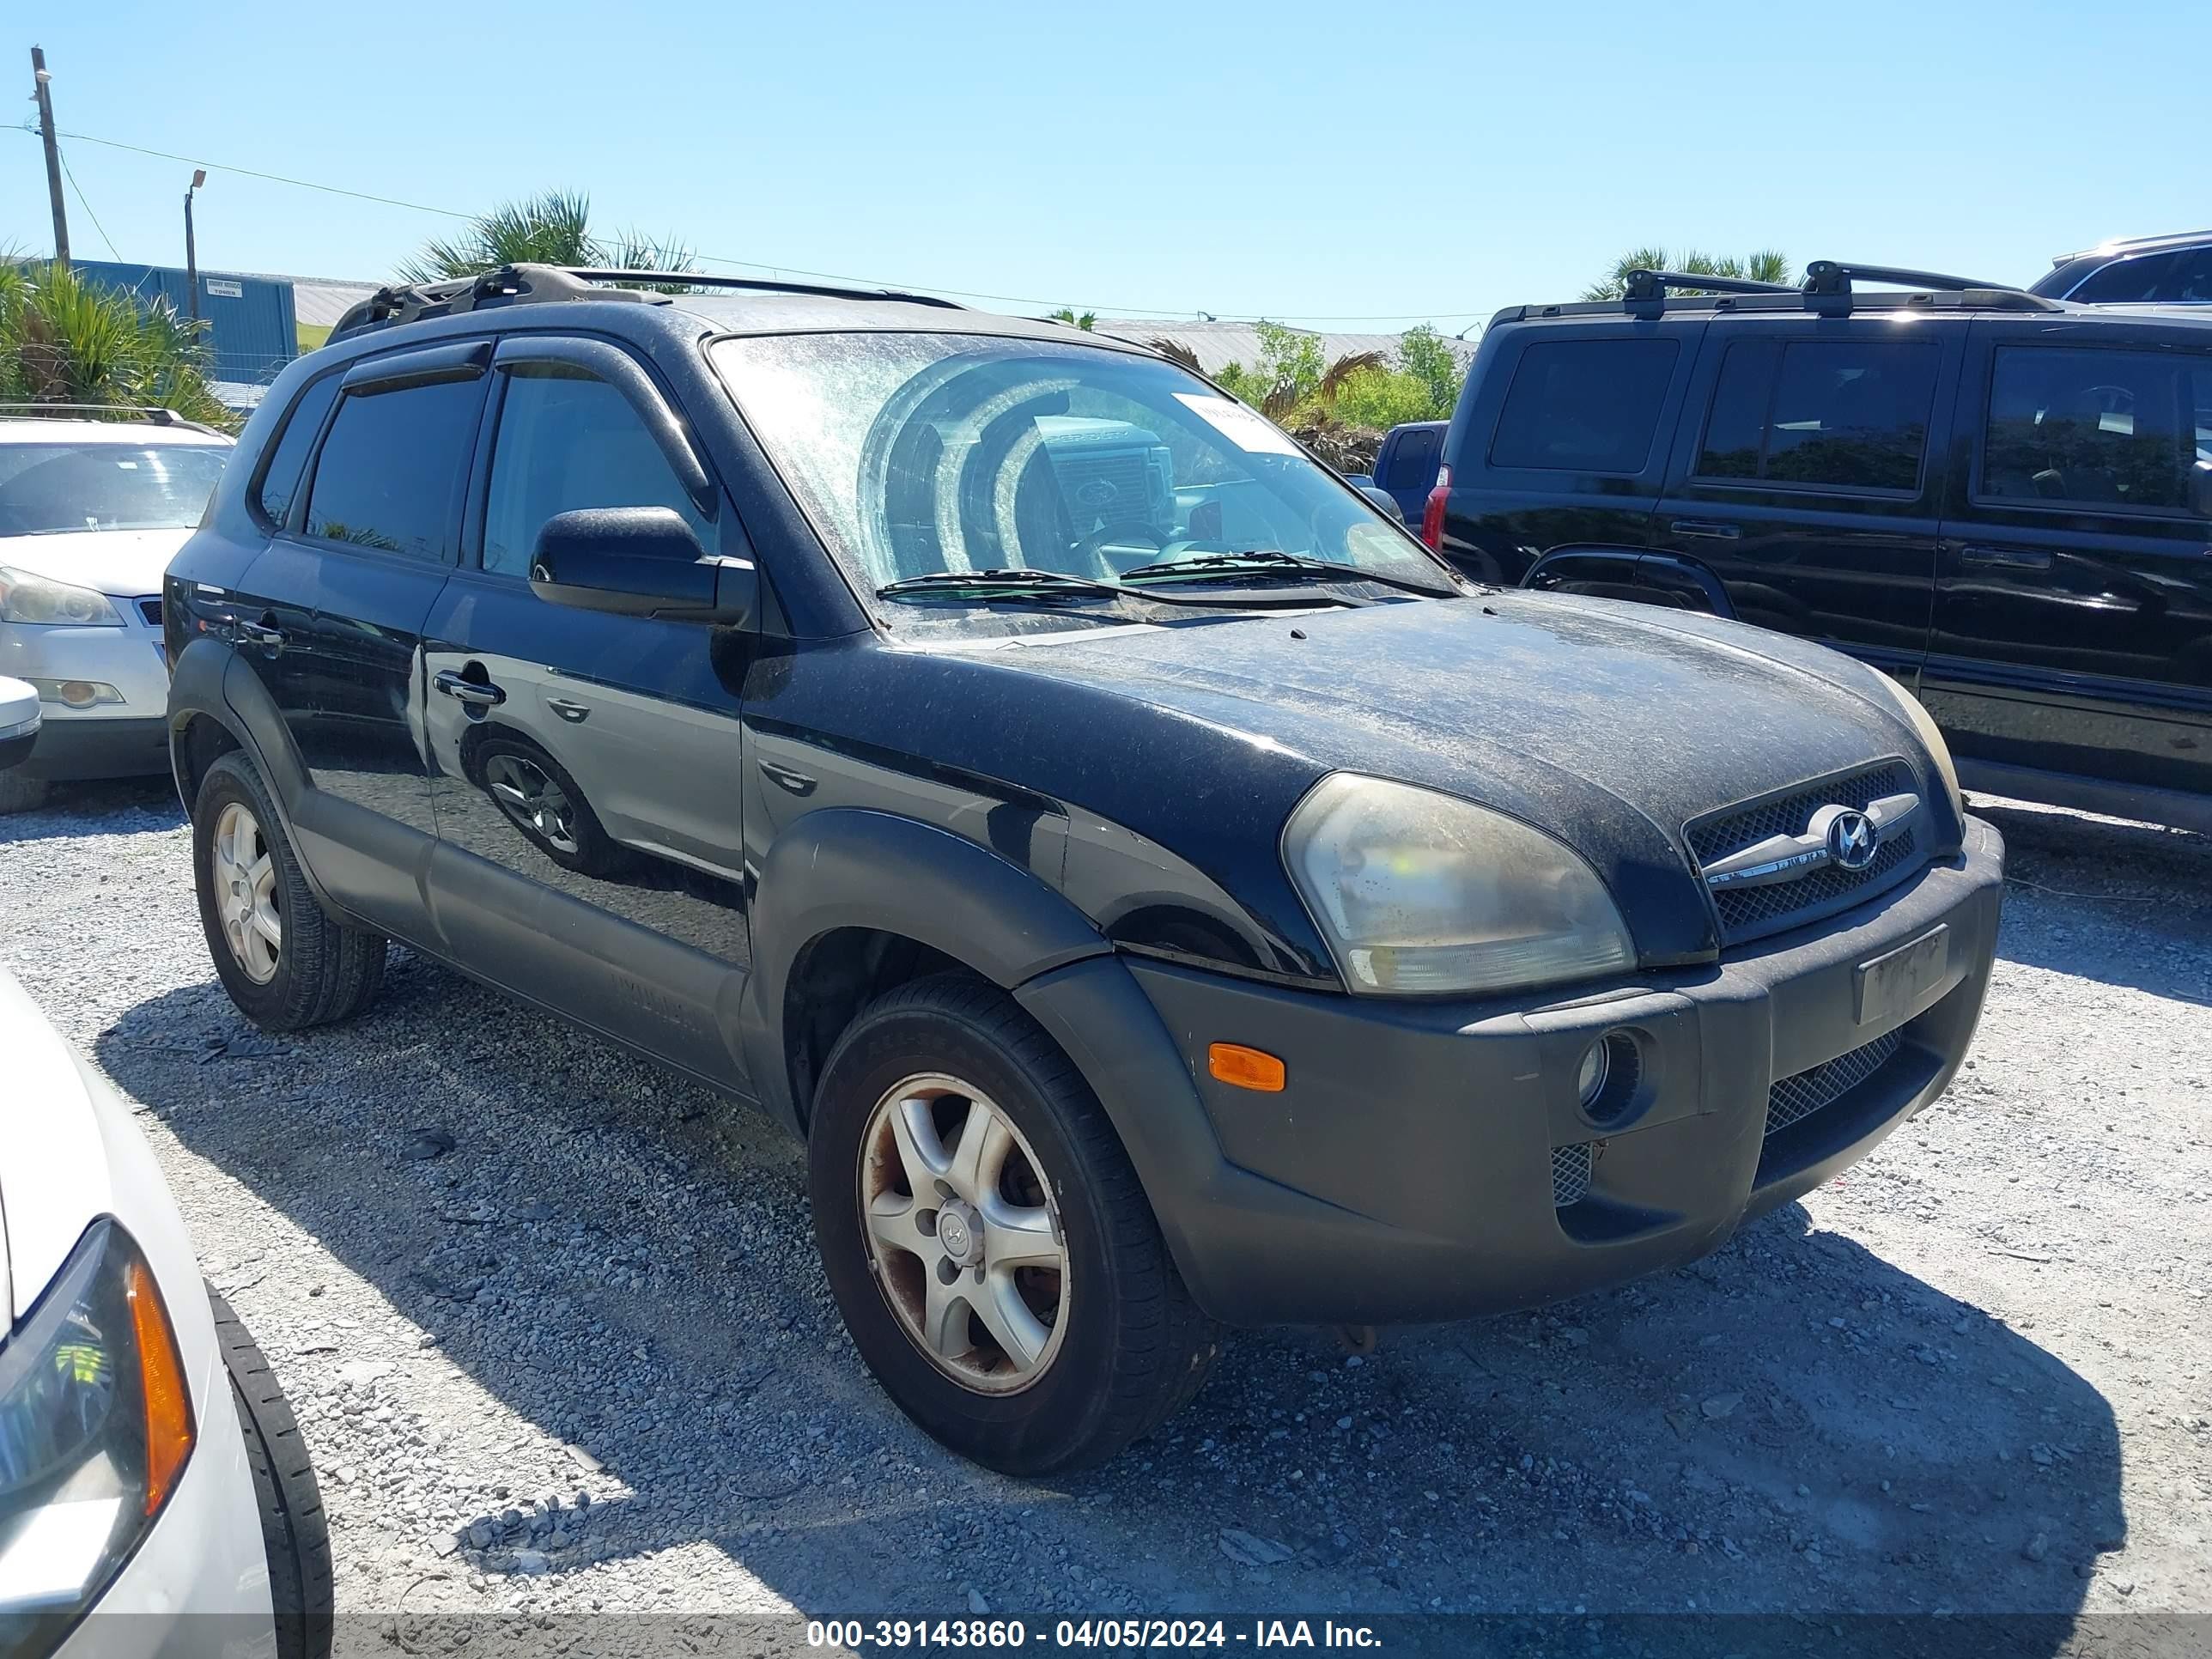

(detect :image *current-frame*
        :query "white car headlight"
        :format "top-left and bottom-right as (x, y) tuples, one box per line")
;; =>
(1872, 675), (1965, 824)
(1284, 774), (1634, 996)
(0, 568), (125, 628)
(0, 1219), (196, 1650)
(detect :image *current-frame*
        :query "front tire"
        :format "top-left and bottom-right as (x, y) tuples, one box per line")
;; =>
(210, 1290), (332, 1659)
(0, 766), (48, 814)
(809, 975), (1220, 1474)
(192, 752), (386, 1031)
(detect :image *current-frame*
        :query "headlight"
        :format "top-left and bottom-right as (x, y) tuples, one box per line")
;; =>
(1284, 774), (1634, 995)
(0, 1220), (195, 1654)
(1871, 674), (1965, 824)
(0, 569), (125, 628)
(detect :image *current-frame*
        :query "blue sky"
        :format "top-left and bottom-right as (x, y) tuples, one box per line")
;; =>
(9, 1), (2205, 330)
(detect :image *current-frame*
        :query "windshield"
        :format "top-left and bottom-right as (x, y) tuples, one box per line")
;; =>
(711, 332), (1450, 626)
(0, 442), (229, 536)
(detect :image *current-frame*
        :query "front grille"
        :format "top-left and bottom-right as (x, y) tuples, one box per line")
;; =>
(1551, 1142), (1594, 1207)
(136, 597), (162, 627)
(1688, 760), (1925, 945)
(1765, 1030), (1905, 1136)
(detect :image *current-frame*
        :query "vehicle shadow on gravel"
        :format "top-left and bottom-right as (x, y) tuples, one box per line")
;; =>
(1972, 795), (2212, 1006)
(99, 956), (2123, 1622)
(0, 775), (182, 842)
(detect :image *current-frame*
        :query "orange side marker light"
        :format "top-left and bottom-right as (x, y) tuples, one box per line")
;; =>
(1208, 1042), (1286, 1093)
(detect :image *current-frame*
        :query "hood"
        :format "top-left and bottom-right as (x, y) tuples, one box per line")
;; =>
(0, 969), (113, 1322)
(0, 527), (194, 598)
(959, 590), (1945, 967)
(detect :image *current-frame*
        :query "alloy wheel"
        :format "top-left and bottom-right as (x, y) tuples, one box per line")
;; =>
(484, 753), (580, 855)
(857, 1073), (1070, 1394)
(211, 801), (282, 984)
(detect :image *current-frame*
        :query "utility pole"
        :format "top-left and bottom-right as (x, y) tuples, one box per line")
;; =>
(30, 46), (70, 270)
(185, 170), (206, 326)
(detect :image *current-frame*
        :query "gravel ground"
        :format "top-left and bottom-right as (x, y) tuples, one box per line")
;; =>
(3, 779), (2209, 1632)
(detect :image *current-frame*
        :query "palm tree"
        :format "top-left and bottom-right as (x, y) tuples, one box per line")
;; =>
(400, 191), (698, 286)
(1583, 247), (1796, 301)
(0, 259), (228, 427)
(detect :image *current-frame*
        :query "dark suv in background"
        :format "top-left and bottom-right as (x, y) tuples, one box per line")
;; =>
(166, 264), (2002, 1474)
(2030, 230), (2212, 306)
(1423, 261), (2212, 833)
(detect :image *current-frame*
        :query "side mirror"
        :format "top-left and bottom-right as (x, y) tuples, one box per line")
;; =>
(2191, 459), (2212, 520)
(1358, 484), (1405, 524)
(528, 507), (754, 624)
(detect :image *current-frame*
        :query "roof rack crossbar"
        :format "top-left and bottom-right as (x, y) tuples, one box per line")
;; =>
(1621, 268), (1801, 301)
(328, 262), (965, 343)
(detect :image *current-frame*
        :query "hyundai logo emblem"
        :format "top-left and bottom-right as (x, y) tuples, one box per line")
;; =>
(1826, 809), (1878, 872)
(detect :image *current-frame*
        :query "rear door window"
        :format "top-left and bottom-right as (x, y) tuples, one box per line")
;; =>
(1694, 339), (1939, 492)
(303, 377), (484, 561)
(1982, 345), (2204, 513)
(1382, 426), (1441, 490)
(1488, 339), (1680, 474)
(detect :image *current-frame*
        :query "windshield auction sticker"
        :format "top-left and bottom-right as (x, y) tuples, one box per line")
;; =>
(1174, 393), (1304, 457)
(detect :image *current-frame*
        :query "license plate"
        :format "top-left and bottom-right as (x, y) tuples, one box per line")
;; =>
(1855, 925), (1948, 1027)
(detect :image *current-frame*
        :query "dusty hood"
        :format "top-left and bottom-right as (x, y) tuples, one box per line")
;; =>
(0, 527), (192, 599)
(947, 590), (1950, 968)
(1011, 590), (1930, 832)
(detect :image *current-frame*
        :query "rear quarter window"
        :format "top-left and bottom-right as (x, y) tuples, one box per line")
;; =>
(252, 372), (341, 527)
(1487, 338), (1680, 474)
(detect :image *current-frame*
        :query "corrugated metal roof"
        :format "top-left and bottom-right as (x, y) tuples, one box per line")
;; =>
(1090, 319), (1477, 376)
(288, 278), (381, 329)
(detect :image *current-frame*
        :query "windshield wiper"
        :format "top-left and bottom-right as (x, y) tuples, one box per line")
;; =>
(877, 568), (1126, 604)
(875, 567), (1362, 611)
(1121, 550), (1461, 599)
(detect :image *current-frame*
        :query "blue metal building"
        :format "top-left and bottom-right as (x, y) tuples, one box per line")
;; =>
(74, 261), (299, 389)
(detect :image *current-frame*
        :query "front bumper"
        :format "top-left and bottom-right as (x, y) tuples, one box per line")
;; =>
(52, 1388), (275, 1659)
(1, 612), (173, 781)
(1024, 816), (2004, 1328)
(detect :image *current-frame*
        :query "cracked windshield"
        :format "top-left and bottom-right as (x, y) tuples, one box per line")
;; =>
(714, 331), (1453, 629)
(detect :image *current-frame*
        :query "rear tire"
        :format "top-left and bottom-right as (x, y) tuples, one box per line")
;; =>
(809, 974), (1220, 1474)
(210, 1289), (332, 1659)
(192, 751), (386, 1031)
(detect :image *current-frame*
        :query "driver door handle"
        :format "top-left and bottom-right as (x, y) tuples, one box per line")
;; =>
(433, 668), (505, 708)
(1669, 519), (1742, 540)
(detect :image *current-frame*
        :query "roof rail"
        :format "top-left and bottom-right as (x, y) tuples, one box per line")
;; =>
(328, 262), (965, 343)
(1800, 260), (2063, 313)
(2054, 228), (2212, 263)
(1621, 269), (1800, 301)
(0, 402), (227, 436)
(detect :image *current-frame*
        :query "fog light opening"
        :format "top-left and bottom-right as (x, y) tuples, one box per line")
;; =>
(1577, 1030), (1644, 1125)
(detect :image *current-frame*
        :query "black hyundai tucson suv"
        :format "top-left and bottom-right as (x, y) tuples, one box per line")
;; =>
(165, 264), (2005, 1474)
(1420, 259), (2212, 833)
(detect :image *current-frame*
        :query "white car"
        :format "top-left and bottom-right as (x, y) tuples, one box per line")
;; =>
(0, 967), (329, 1658)
(0, 410), (233, 813)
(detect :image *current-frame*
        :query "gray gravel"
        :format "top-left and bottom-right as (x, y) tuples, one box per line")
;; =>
(3, 777), (2209, 1624)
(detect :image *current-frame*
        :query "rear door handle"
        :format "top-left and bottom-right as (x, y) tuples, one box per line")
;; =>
(1669, 519), (1742, 540)
(238, 614), (286, 652)
(433, 668), (506, 708)
(1960, 544), (2054, 571)
(546, 697), (591, 724)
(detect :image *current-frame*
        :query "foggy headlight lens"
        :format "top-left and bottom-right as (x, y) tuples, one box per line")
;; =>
(1873, 675), (1965, 823)
(0, 1220), (195, 1652)
(0, 569), (125, 628)
(1284, 775), (1635, 996)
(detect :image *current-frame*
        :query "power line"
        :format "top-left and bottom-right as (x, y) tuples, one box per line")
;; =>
(54, 143), (121, 260)
(16, 123), (1487, 325)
